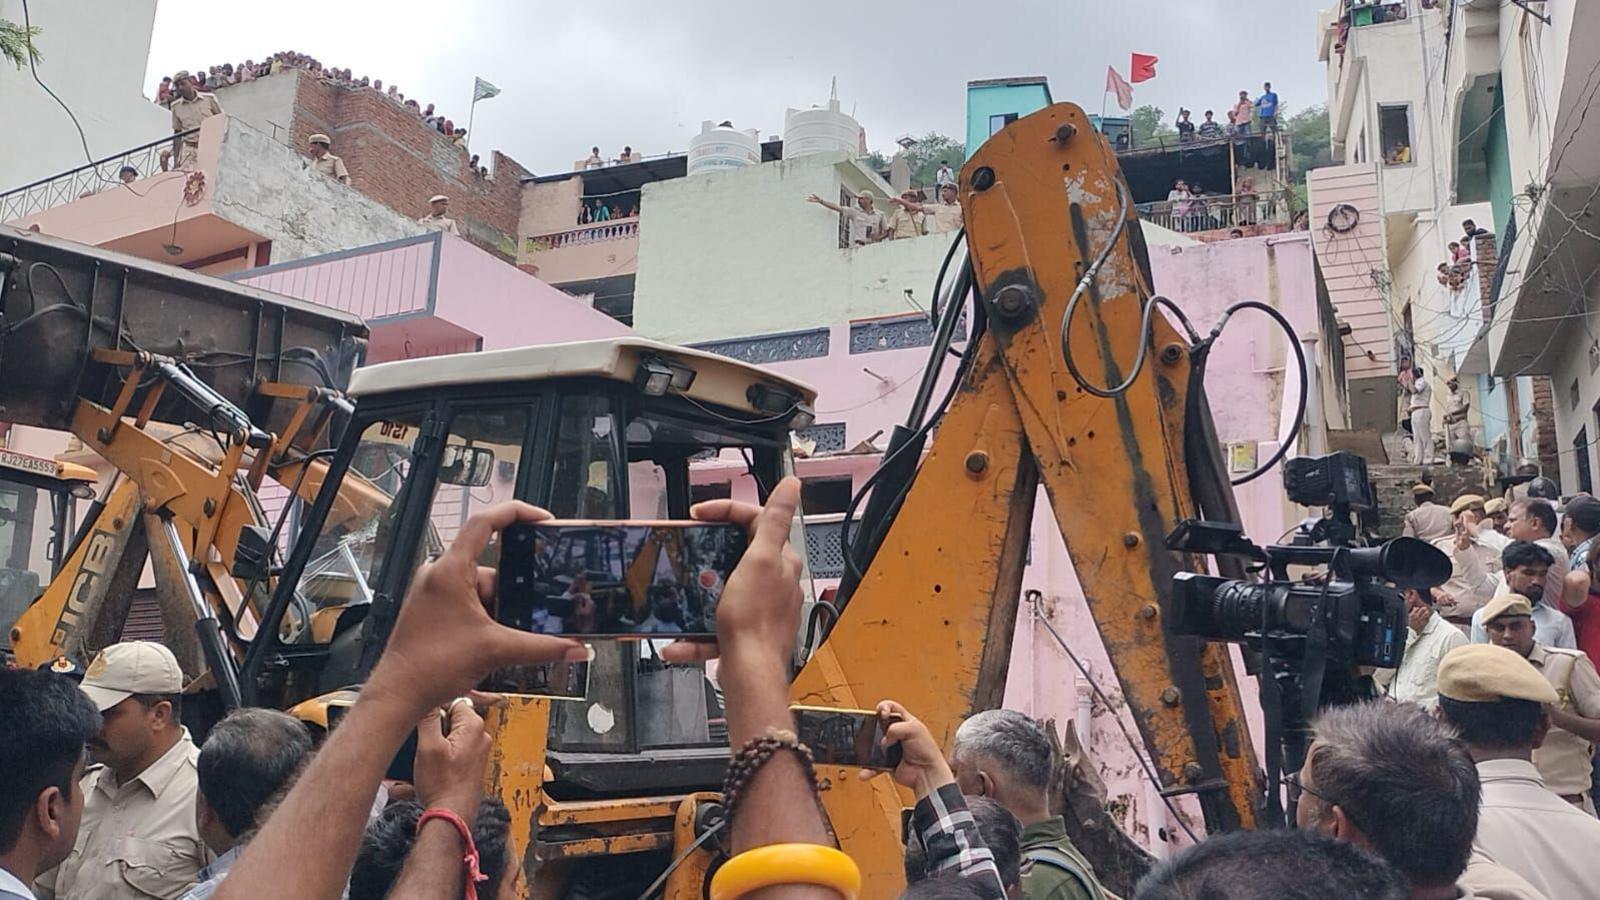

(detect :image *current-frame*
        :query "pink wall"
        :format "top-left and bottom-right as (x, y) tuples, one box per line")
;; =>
(240, 237), (434, 320)
(1308, 165), (1393, 381)
(234, 231), (630, 364)
(433, 231), (631, 348)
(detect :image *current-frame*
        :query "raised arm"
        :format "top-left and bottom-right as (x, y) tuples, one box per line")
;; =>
(214, 503), (585, 900)
(806, 193), (847, 215)
(387, 702), (493, 900)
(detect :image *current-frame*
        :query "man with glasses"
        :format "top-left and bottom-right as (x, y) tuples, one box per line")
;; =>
(1290, 700), (1544, 899)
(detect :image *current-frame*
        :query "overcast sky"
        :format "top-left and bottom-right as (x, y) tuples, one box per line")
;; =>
(145, 0), (1333, 174)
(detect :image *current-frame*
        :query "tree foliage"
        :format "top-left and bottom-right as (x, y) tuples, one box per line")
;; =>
(1128, 105), (1178, 148)
(1285, 104), (1333, 175)
(0, 18), (41, 70)
(868, 132), (966, 187)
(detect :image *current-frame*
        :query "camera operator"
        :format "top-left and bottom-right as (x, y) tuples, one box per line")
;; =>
(1373, 587), (1466, 709)
(1293, 700), (1544, 899)
(1478, 594), (1600, 815)
(1429, 495), (1499, 626)
(1436, 644), (1600, 897)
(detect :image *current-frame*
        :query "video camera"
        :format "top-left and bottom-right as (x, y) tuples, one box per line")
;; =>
(1165, 451), (1450, 827)
(1167, 452), (1447, 669)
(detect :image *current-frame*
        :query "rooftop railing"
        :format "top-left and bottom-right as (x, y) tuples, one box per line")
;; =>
(1136, 190), (1292, 234)
(524, 217), (639, 253)
(0, 129), (199, 222)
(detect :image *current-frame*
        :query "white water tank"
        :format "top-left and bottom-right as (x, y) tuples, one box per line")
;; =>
(687, 121), (761, 176)
(783, 98), (864, 160)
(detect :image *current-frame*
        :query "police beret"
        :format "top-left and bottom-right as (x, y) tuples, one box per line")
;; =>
(1480, 593), (1534, 624)
(1438, 644), (1557, 704)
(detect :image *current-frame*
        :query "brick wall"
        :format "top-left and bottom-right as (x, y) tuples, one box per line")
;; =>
(287, 76), (528, 259)
(1531, 375), (1560, 483)
(1473, 232), (1497, 315)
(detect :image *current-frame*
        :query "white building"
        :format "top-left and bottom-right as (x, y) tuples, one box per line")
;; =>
(1459, 0), (1600, 493)
(0, 0), (169, 192)
(1314, 0), (1557, 475)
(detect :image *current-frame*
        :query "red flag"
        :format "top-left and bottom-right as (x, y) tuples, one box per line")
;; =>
(1130, 52), (1159, 84)
(1105, 66), (1133, 111)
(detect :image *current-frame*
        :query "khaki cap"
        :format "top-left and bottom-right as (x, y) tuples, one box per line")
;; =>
(429, 194), (449, 204)
(1483, 497), (1507, 515)
(1413, 483), (1435, 497)
(1480, 592), (1534, 624)
(309, 133), (331, 146)
(173, 70), (192, 81)
(1450, 494), (1486, 515)
(80, 641), (184, 711)
(1438, 643), (1557, 705)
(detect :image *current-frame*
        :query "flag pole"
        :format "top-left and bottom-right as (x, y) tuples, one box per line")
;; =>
(466, 96), (479, 155)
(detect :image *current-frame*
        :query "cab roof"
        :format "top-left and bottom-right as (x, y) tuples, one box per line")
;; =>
(348, 338), (817, 418)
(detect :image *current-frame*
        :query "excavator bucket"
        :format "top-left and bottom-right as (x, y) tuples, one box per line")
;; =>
(0, 225), (368, 448)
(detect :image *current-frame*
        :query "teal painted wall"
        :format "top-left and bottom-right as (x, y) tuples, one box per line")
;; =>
(1485, 77), (1513, 237)
(965, 83), (1052, 160)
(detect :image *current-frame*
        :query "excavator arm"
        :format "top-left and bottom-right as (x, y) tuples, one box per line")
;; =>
(780, 104), (1263, 894)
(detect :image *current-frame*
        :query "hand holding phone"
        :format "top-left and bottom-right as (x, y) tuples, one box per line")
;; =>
(864, 700), (957, 799)
(791, 705), (904, 770)
(496, 520), (747, 638)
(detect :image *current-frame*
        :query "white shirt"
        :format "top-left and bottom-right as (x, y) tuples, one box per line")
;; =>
(1473, 758), (1600, 899)
(0, 868), (36, 900)
(1380, 610), (1467, 708)
(935, 166), (955, 187)
(1407, 377), (1433, 411)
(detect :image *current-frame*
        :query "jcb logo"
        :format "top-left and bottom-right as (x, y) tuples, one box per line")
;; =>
(51, 531), (116, 648)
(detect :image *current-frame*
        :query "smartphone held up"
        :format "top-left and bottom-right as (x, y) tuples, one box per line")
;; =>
(791, 705), (904, 771)
(496, 520), (747, 639)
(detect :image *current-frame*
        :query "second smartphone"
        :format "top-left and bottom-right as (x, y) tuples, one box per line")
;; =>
(496, 520), (747, 638)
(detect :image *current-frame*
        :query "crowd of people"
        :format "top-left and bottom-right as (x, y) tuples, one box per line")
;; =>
(806, 175), (963, 247)
(1172, 82), (1282, 144)
(1438, 218), (1491, 292)
(6, 475), (1600, 899)
(1162, 175), (1273, 233)
(154, 52), (473, 151)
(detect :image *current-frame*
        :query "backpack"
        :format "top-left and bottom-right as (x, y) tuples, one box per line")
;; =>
(1022, 845), (1107, 900)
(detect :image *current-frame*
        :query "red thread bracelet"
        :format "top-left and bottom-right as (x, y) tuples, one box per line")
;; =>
(417, 807), (488, 900)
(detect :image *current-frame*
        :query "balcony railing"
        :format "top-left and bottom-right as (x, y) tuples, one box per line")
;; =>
(1136, 190), (1291, 234)
(1, 129), (199, 222)
(524, 217), (639, 252)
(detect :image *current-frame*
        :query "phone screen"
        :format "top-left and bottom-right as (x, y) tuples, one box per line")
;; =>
(496, 521), (747, 638)
(791, 706), (903, 771)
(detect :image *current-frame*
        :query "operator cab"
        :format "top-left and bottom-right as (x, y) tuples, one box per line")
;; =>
(259, 337), (815, 795)
(0, 449), (96, 652)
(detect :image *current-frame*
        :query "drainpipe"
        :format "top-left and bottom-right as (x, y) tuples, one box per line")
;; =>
(1301, 335), (1326, 455)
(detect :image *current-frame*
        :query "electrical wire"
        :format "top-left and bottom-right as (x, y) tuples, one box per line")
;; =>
(1026, 591), (1202, 845)
(636, 818), (725, 900)
(1198, 300), (1309, 486)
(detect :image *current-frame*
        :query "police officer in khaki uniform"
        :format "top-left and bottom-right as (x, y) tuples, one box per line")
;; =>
(1430, 494), (1500, 625)
(1437, 642), (1600, 898)
(1480, 592), (1600, 813)
(306, 134), (350, 184)
(37, 642), (207, 900)
(1403, 482), (1453, 542)
(417, 195), (459, 235)
(166, 72), (223, 170)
